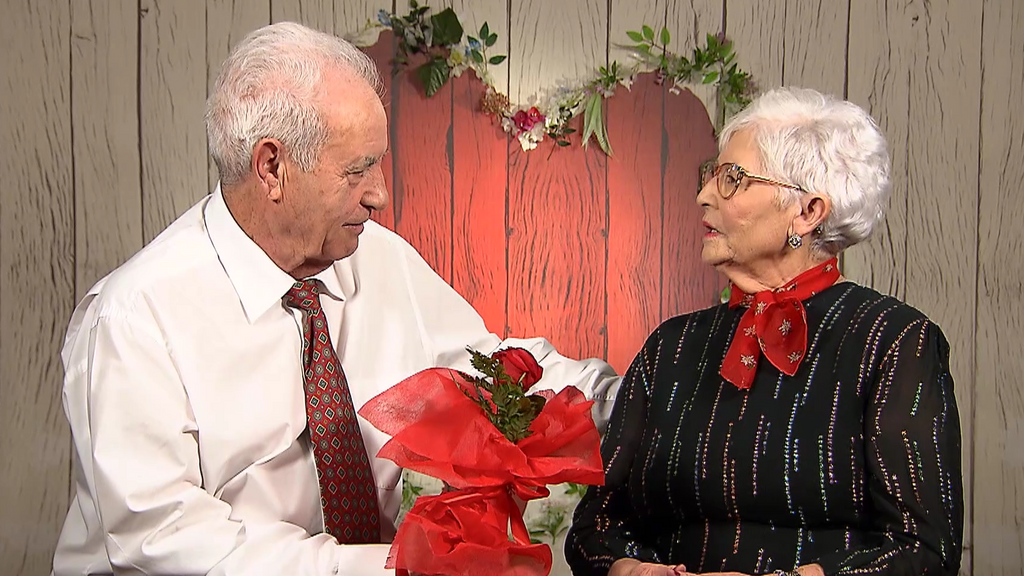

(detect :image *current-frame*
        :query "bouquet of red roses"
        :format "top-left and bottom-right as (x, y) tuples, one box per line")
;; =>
(358, 347), (605, 576)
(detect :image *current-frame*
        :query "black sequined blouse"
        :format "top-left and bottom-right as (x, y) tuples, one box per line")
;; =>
(566, 283), (963, 576)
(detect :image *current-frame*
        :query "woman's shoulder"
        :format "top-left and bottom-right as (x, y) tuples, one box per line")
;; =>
(652, 302), (734, 342)
(826, 282), (948, 355)
(834, 282), (934, 325)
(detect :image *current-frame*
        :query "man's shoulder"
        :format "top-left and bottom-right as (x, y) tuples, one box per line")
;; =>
(350, 219), (429, 270)
(359, 219), (411, 252)
(84, 199), (219, 315)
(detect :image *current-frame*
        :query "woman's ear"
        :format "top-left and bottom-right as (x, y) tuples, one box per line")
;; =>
(792, 193), (831, 236)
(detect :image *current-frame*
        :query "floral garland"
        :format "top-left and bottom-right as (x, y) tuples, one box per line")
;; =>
(347, 0), (755, 153)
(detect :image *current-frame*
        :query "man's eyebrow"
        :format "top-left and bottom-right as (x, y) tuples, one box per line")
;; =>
(349, 155), (383, 171)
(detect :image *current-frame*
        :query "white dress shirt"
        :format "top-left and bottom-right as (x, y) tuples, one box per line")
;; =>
(53, 189), (619, 576)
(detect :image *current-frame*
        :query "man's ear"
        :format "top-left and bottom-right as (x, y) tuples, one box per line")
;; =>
(792, 193), (831, 237)
(253, 138), (286, 202)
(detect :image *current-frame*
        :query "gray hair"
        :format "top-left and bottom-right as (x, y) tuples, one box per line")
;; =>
(206, 22), (384, 185)
(719, 87), (891, 256)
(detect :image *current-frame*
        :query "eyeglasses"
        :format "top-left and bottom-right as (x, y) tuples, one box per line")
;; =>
(699, 161), (806, 199)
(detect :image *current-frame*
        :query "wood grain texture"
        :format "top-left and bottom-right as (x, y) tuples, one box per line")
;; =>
(781, 0), (848, 94)
(609, 0), (665, 71)
(362, 30), (398, 232)
(206, 0), (271, 191)
(450, 74), (509, 337)
(141, 0), (209, 242)
(903, 3), (981, 574)
(507, 126), (608, 360)
(335, 0), (393, 34)
(605, 0), (667, 372)
(662, 89), (721, 320)
(443, 0), (509, 335)
(391, 56), (454, 281)
(975, 1), (1024, 573)
(0, 1), (74, 573)
(508, 0), (607, 104)
(72, 0), (142, 299)
(723, 0), (785, 90)
(605, 72), (663, 374)
(443, 0), (510, 96)
(504, 0), (608, 360)
(271, 0), (333, 31)
(843, 0), (911, 300)
(665, 0), (723, 127)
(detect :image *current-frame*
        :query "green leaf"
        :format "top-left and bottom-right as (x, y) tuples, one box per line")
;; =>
(660, 27), (671, 46)
(481, 22), (490, 40)
(581, 93), (613, 156)
(581, 94), (598, 149)
(429, 7), (463, 46)
(636, 44), (652, 55)
(486, 33), (498, 47)
(642, 25), (655, 41)
(702, 70), (719, 84)
(471, 49), (484, 63)
(415, 56), (451, 97)
(626, 30), (644, 43)
(557, 140), (571, 147)
(489, 55), (507, 65)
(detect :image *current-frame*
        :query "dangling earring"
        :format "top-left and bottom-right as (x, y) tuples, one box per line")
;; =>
(787, 231), (803, 249)
(814, 225), (823, 235)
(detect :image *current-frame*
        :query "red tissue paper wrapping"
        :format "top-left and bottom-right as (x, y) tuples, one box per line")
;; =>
(358, 367), (605, 576)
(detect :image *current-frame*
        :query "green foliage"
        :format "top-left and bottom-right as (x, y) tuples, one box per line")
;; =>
(416, 56), (451, 97)
(623, 28), (754, 130)
(370, 4), (755, 153)
(528, 503), (571, 545)
(563, 482), (589, 499)
(383, 2), (505, 98)
(580, 92), (612, 156)
(462, 348), (545, 444)
(401, 474), (425, 512)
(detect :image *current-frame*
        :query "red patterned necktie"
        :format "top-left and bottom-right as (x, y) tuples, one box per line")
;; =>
(720, 258), (840, 390)
(284, 279), (381, 542)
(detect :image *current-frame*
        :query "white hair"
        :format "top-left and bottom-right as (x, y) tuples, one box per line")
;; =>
(206, 22), (384, 185)
(718, 87), (892, 255)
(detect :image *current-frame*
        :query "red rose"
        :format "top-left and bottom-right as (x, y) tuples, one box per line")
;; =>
(492, 347), (544, 391)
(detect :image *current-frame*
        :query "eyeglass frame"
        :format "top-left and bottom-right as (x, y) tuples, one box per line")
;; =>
(699, 160), (807, 199)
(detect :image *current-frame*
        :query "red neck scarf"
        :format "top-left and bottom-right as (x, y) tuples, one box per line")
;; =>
(720, 258), (840, 389)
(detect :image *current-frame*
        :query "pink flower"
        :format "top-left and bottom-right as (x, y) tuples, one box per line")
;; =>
(512, 106), (545, 133)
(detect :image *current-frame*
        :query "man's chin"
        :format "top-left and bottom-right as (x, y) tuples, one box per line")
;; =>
(324, 239), (359, 262)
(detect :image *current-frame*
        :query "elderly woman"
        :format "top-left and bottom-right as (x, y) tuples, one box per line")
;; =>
(565, 87), (963, 576)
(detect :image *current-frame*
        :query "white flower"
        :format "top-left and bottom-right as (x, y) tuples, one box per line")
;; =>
(516, 123), (546, 151)
(517, 131), (541, 151)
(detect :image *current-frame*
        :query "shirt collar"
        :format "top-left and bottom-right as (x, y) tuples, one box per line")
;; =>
(204, 185), (353, 323)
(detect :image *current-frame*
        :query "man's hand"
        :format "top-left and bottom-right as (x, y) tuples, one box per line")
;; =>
(609, 558), (688, 576)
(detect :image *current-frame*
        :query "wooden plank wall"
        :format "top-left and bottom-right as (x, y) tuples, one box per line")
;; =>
(1, 1), (1021, 575)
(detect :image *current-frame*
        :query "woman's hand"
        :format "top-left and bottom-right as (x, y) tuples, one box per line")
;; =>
(675, 572), (750, 576)
(609, 558), (688, 576)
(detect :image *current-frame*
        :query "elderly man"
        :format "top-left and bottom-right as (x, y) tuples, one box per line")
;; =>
(53, 22), (618, 576)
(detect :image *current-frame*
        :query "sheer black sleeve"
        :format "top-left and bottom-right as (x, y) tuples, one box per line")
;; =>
(565, 328), (665, 575)
(813, 319), (964, 576)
